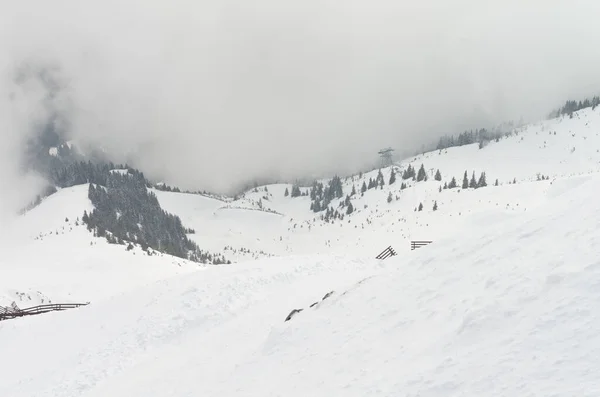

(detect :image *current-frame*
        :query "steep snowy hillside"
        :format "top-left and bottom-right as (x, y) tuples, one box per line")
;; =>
(2, 171), (600, 396)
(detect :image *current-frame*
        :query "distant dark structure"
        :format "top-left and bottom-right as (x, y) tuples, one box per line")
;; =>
(378, 147), (394, 168)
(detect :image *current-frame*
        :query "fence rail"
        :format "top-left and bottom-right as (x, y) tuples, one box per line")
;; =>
(0, 302), (89, 321)
(376, 246), (397, 260)
(411, 240), (433, 250)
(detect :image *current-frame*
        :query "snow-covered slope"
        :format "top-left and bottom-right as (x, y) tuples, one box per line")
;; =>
(3, 108), (600, 395)
(0, 185), (199, 306)
(4, 108), (600, 304)
(149, 107), (600, 262)
(2, 170), (600, 396)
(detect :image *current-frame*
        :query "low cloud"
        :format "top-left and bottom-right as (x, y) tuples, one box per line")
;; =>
(2, 0), (600, 195)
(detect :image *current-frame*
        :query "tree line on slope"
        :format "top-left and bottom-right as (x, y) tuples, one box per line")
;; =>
(82, 170), (230, 264)
(548, 96), (600, 119)
(26, 157), (229, 265)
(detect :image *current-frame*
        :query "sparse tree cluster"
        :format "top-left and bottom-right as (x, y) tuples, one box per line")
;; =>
(548, 96), (600, 118)
(457, 170), (487, 189)
(290, 185), (302, 198)
(402, 165), (416, 180)
(154, 183), (182, 193)
(435, 127), (509, 151)
(309, 176), (344, 212)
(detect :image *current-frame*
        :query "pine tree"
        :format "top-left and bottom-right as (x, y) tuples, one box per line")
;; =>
(284, 187), (289, 197)
(449, 177), (457, 189)
(401, 182), (407, 190)
(361, 181), (367, 194)
(351, 185), (357, 196)
(469, 171), (477, 188)
(389, 169), (396, 185)
(291, 185), (302, 197)
(477, 172), (487, 188)
(494, 179), (499, 186)
(443, 182), (448, 189)
(434, 169), (442, 181)
(387, 192), (393, 203)
(377, 169), (385, 187)
(462, 171), (469, 189)
(417, 164), (427, 182)
(346, 201), (354, 215)
(402, 165), (415, 180)
(418, 202), (423, 211)
(344, 195), (351, 207)
(439, 186), (442, 193)
(433, 201), (438, 211)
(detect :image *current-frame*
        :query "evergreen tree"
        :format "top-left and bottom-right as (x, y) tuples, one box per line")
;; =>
(469, 171), (477, 188)
(443, 182), (448, 189)
(401, 182), (407, 190)
(434, 169), (442, 181)
(418, 202), (423, 211)
(344, 195), (351, 207)
(284, 187), (289, 197)
(477, 172), (487, 188)
(433, 201), (438, 211)
(494, 179), (499, 186)
(402, 165), (415, 180)
(389, 169), (396, 185)
(291, 185), (302, 197)
(417, 164), (427, 182)
(448, 177), (457, 189)
(346, 201), (354, 215)
(351, 185), (357, 196)
(387, 192), (393, 203)
(377, 169), (385, 187)
(462, 171), (469, 189)
(361, 181), (367, 194)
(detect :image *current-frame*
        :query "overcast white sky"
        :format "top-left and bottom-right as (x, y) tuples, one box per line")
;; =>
(1, 0), (600, 201)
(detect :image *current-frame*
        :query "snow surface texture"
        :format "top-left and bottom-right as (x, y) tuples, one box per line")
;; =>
(2, 109), (600, 395)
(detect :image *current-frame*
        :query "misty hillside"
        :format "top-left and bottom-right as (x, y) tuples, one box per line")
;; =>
(3, 104), (600, 396)
(0, 102), (596, 303)
(150, 105), (600, 261)
(3, 107), (600, 395)
(12, 102), (600, 268)
(5, 2), (600, 394)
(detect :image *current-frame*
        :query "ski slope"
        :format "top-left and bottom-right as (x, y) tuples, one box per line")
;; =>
(2, 171), (600, 396)
(2, 108), (600, 395)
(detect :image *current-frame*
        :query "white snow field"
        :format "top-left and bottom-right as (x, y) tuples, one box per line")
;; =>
(2, 108), (600, 395)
